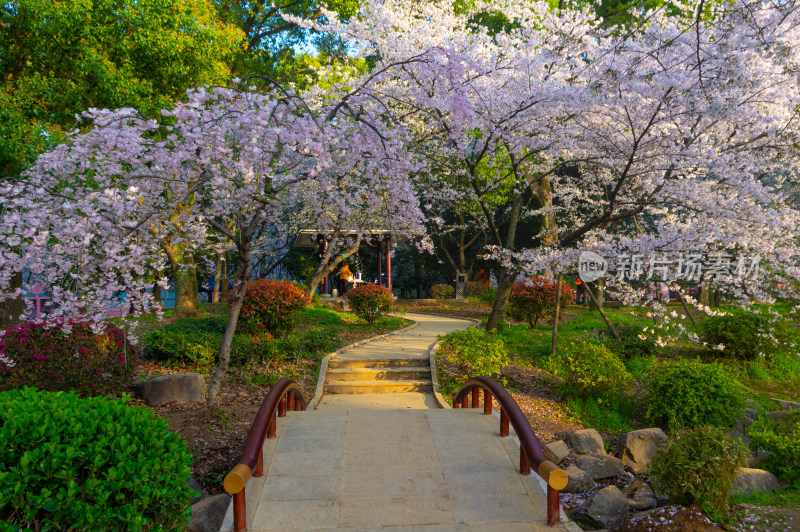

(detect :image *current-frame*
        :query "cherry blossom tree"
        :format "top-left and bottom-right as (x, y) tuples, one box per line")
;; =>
(0, 80), (424, 412)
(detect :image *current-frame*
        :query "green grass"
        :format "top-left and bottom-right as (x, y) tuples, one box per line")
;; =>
(731, 488), (800, 508)
(563, 393), (640, 434)
(498, 306), (653, 365)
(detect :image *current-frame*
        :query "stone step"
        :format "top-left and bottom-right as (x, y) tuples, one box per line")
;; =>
(329, 357), (430, 369)
(326, 367), (431, 382)
(324, 380), (433, 394)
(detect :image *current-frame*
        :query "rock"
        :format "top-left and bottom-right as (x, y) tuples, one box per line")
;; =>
(767, 410), (799, 424)
(543, 440), (570, 464)
(627, 496), (657, 511)
(730, 468), (779, 497)
(566, 428), (605, 455)
(135, 373), (206, 405)
(563, 465), (594, 493)
(185, 494), (230, 532)
(618, 428), (668, 474)
(575, 453), (624, 480)
(568, 485), (628, 530)
(771, 398), (800, 410)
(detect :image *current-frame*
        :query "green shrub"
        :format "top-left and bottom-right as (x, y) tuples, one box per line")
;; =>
(508, 277), (573, 328)
(748, 410), (800, 488)
(143, 316), (275, 370)
(0, 387), (195, 530)
(479, 287), (497, 306)
(548, 341), (631, 397)
(466, 281), (488, 298)
(564, 394), (638, 434)
(345, 283), (394, 324)
(645, 358), (744, 432)
(143, 329), (219, 370)
(699, 312), (764, 359)
(238, 279), (310, 335)
(649, 425), (749, 514)
(437, 328), (510, 397)
(0, 320), (137, 397)
(431, 283), (454, 301)
(607, 322), (659, 359)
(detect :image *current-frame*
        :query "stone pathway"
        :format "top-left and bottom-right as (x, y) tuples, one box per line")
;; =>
(221, 313), (580, 532)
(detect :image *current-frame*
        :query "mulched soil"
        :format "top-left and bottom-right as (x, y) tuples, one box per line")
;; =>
(613, 505), (724, 532)
(502, 363), (583, 443)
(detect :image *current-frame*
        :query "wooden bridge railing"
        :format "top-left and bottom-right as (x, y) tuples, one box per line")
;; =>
(453, 376), (568, 526)
(223, 379), (307, 531)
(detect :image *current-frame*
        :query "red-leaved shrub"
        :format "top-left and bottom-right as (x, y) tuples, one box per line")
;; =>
(238, 279), (310, 335)
(0, 320), (138, 396)
(508, 277), (574, 328)
(345, 283), (394, 324)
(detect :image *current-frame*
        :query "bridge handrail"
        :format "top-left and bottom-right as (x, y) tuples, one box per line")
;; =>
(453, 376), (567, 526)
(223, 379), (307, 531)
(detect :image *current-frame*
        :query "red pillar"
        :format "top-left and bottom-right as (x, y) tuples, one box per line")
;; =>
(376, 240), (383, 287)
(385, 235), (392, 292)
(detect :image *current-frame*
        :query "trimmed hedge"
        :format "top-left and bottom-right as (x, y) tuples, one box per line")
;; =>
(238, 279), (310, 336)
(345, 283), (394, 324)
(0, 387), (195, 530)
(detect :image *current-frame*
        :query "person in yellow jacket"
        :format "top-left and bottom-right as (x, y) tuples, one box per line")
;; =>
(337, 263), (352, 295)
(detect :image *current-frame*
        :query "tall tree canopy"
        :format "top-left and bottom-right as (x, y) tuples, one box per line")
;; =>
(0, 0), (245, 175)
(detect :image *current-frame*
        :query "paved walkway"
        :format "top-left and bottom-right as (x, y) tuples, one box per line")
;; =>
(221, 313), (579, 532)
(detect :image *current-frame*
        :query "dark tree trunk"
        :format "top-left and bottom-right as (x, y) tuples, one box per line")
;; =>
(207, 243), (252, 414)
(0, 271), (23, 329)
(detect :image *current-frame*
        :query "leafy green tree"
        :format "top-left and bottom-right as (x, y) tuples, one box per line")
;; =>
(0, 0), (244, 176)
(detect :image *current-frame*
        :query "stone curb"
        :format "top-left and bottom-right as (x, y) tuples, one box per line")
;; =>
(306, 317), (421, 410)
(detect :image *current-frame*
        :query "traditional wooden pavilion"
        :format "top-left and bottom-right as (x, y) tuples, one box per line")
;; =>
(294, 229), (408, 294)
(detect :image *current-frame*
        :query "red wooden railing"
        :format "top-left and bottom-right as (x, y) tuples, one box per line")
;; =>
(223, 379), (307, 532)
(453, 376), (568, 526)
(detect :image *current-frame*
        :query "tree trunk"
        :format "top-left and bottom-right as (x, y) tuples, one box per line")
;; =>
(221, 255), (230, 300)
(306, 237), (361, 298)
(587, 282), (620, 340)
(414, 254), (423, 299)
(0, 271), (23, 329)
(162, 242), (201, 319)
(207, 244), (252, 415)
(152, 282), (162, 307)
(212, 256), (222, 303)
(486, 269), (514, 331)
(551, 274), (562, 356)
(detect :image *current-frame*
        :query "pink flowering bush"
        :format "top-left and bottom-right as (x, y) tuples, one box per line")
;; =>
(0, 320), (137, 396)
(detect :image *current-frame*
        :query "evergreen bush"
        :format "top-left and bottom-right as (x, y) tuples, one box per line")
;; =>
(649, 425), (749, 514)
(645, 358), (744, 432)
(548, 341), (631, 396)
(508, 277), (573, 328)
(238, 279), (310, 336)
(748, 410), (800, 488)
(345, 283), (394, 324)
(0, 387), (195, 530)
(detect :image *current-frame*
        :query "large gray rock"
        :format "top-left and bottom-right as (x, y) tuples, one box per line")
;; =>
(543, 440), (570, 464)
(135, 373), (206, 405)
(568, 485), (628, 530)
(734, 409), (759, 444)
(771, 398), (800, 410)
(624, 478), (657, 511)
(562, 465), (594, 493)
(618, 428), (667, 474)
(566, 428), (605, 455)
(185, 494), (230, 532)
(575, 453), (624, 480)
(730, 468), (779, 497)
